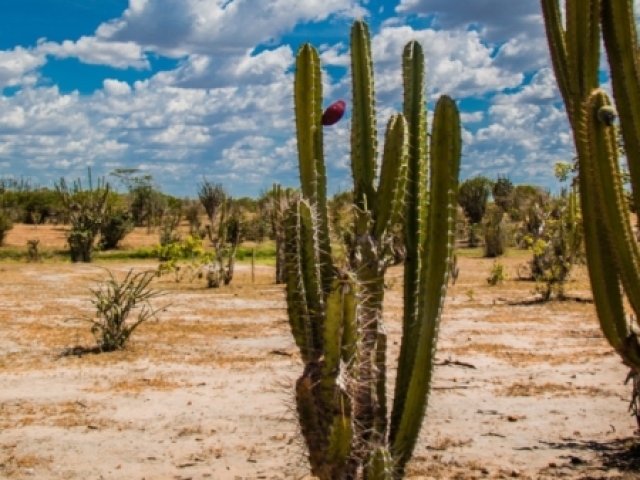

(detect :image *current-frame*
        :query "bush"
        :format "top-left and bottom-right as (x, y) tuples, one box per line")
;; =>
(0, 211), (13, 246)
(483, 205), (507, 258)
(487, 260), (508, 286)
(99, 209), (135, 250)
(72, 269), (167, 352)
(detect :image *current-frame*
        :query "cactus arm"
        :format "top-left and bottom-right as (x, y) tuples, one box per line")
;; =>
(295, 44), (325, 206)
(391, 39), (428, 438)
(583, 90), (640, 352)
(565, 0), (601, 103)
(364, 446), (393, 480)
(294, 44), (334, 291)
(586, 90), (640, 331)
(601, 0), (640, 212)
(283, 202), (315, 361)
(350, 19), (378, 209)
(541, 0), (573, 117)
(284, 199), (326, 358)
(540, 0), (600, 129)
(373, 114), (409, 240)
(390, 95), (461, 472)
(322, 278), (356, 467)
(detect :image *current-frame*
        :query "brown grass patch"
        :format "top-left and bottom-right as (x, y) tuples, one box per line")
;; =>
(0, 399), (109, 430)
(85, 374), (191, 393)
(447, 342), (590, 366)
(500, 381), (613, 398)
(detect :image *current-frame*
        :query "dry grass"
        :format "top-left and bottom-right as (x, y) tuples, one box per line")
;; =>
(0, 237), (633, 478)
(499, 381), (614, 398)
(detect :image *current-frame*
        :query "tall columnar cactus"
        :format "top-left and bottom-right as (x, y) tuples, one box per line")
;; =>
(267, 183), (293, 284)
(287, 19), (461, 479)
(541, 0), (640, 368)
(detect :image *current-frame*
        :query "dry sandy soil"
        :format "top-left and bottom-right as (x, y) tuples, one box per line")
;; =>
(1, 225), (640, 479)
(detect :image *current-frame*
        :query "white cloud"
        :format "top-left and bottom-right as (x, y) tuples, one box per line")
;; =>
(461, 111), (484, 123)
(97, 0), (367, 57)
(0, 47), (46, 88)
(154, 46), (294, 88)
(36, 36), (149, 70)
(395, 0), (543, 43)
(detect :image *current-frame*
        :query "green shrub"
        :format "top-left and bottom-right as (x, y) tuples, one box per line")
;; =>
(99, 209), (134, 250)
(487, 260), (508, 286)
(72, 269), (167, 352)
(0, 211), (13, 246)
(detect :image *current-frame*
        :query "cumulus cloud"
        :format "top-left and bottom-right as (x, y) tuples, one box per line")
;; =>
(0, 0), (591, 196)
(97, 0), (367, 57)
(0, 47), (46, 89)
(153, 46), (295, 88)
(395, 0), (543, 43)
(36, 36), (149, 69)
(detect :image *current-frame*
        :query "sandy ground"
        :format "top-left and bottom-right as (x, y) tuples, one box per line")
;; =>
(1, 246), (639, 479)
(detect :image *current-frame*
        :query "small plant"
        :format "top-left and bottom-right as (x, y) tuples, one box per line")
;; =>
(520, 188), (583, 300)
(0, 210), (13, 246)
(487, 260), (508, 286)
(154, 235), (212, 283)
(483, 205), (507, 258)
(450, 253), (460, 285)
(73, 269), (167, 352)
(26, 239), (40, 262)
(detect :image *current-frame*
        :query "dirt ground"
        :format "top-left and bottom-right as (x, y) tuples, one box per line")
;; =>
(1, 225), (640, 479)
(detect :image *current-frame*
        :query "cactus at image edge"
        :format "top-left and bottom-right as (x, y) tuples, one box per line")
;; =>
(541, 0), (640, 368)
(286, 19), (461, 479)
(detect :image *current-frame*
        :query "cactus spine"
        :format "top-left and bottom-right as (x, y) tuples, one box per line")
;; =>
(541, 0), (640, 368)
(288, 19), (461, 479)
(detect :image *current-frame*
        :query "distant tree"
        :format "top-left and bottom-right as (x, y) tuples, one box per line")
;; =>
(492, 175), (514, 213)
(458, 176), (493, 225)
(458, 176), (493, 247)
(110, 169), (165, 233)
(197, 178), (225, 233)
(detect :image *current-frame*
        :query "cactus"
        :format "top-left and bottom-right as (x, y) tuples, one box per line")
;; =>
(55, 168), (111, 263)
(267, 183), (294, 284)
(206, 196), (241, 288)
(541, 0), (640, 368)
(287, 19), (461, 479)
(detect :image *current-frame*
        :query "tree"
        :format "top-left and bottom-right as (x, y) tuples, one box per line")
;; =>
(458, 176), (493, 247)
(197, 178), (225, 233)
(492, 175), (514, 213)
(110, 169), (165, 232)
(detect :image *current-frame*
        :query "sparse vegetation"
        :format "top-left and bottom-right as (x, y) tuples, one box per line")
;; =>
(70, 268), (168, 352)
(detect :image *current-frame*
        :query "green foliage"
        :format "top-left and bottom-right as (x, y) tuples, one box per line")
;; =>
(72, 269), (167, 352)
(483, 205), (507, 258)
(111, 169), (165, 230)
(184, 201), (202, 236)
(520, 189), (584, 300)
(56, 169), (111, 263)
(486, 260), (508, 286)
(458, 175), (493, 225)
(197, 178), (225, 229)
(99, 208), (134, 250)
(154, 235), (213, 282)
(0, 210), (13, 246)
(492, 175), (514, 212)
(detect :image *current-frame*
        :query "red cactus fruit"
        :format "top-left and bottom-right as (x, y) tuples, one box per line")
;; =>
(321, 100), (346, 126)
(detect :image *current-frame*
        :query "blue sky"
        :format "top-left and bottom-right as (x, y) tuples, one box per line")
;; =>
(0, 0), (609, 197)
